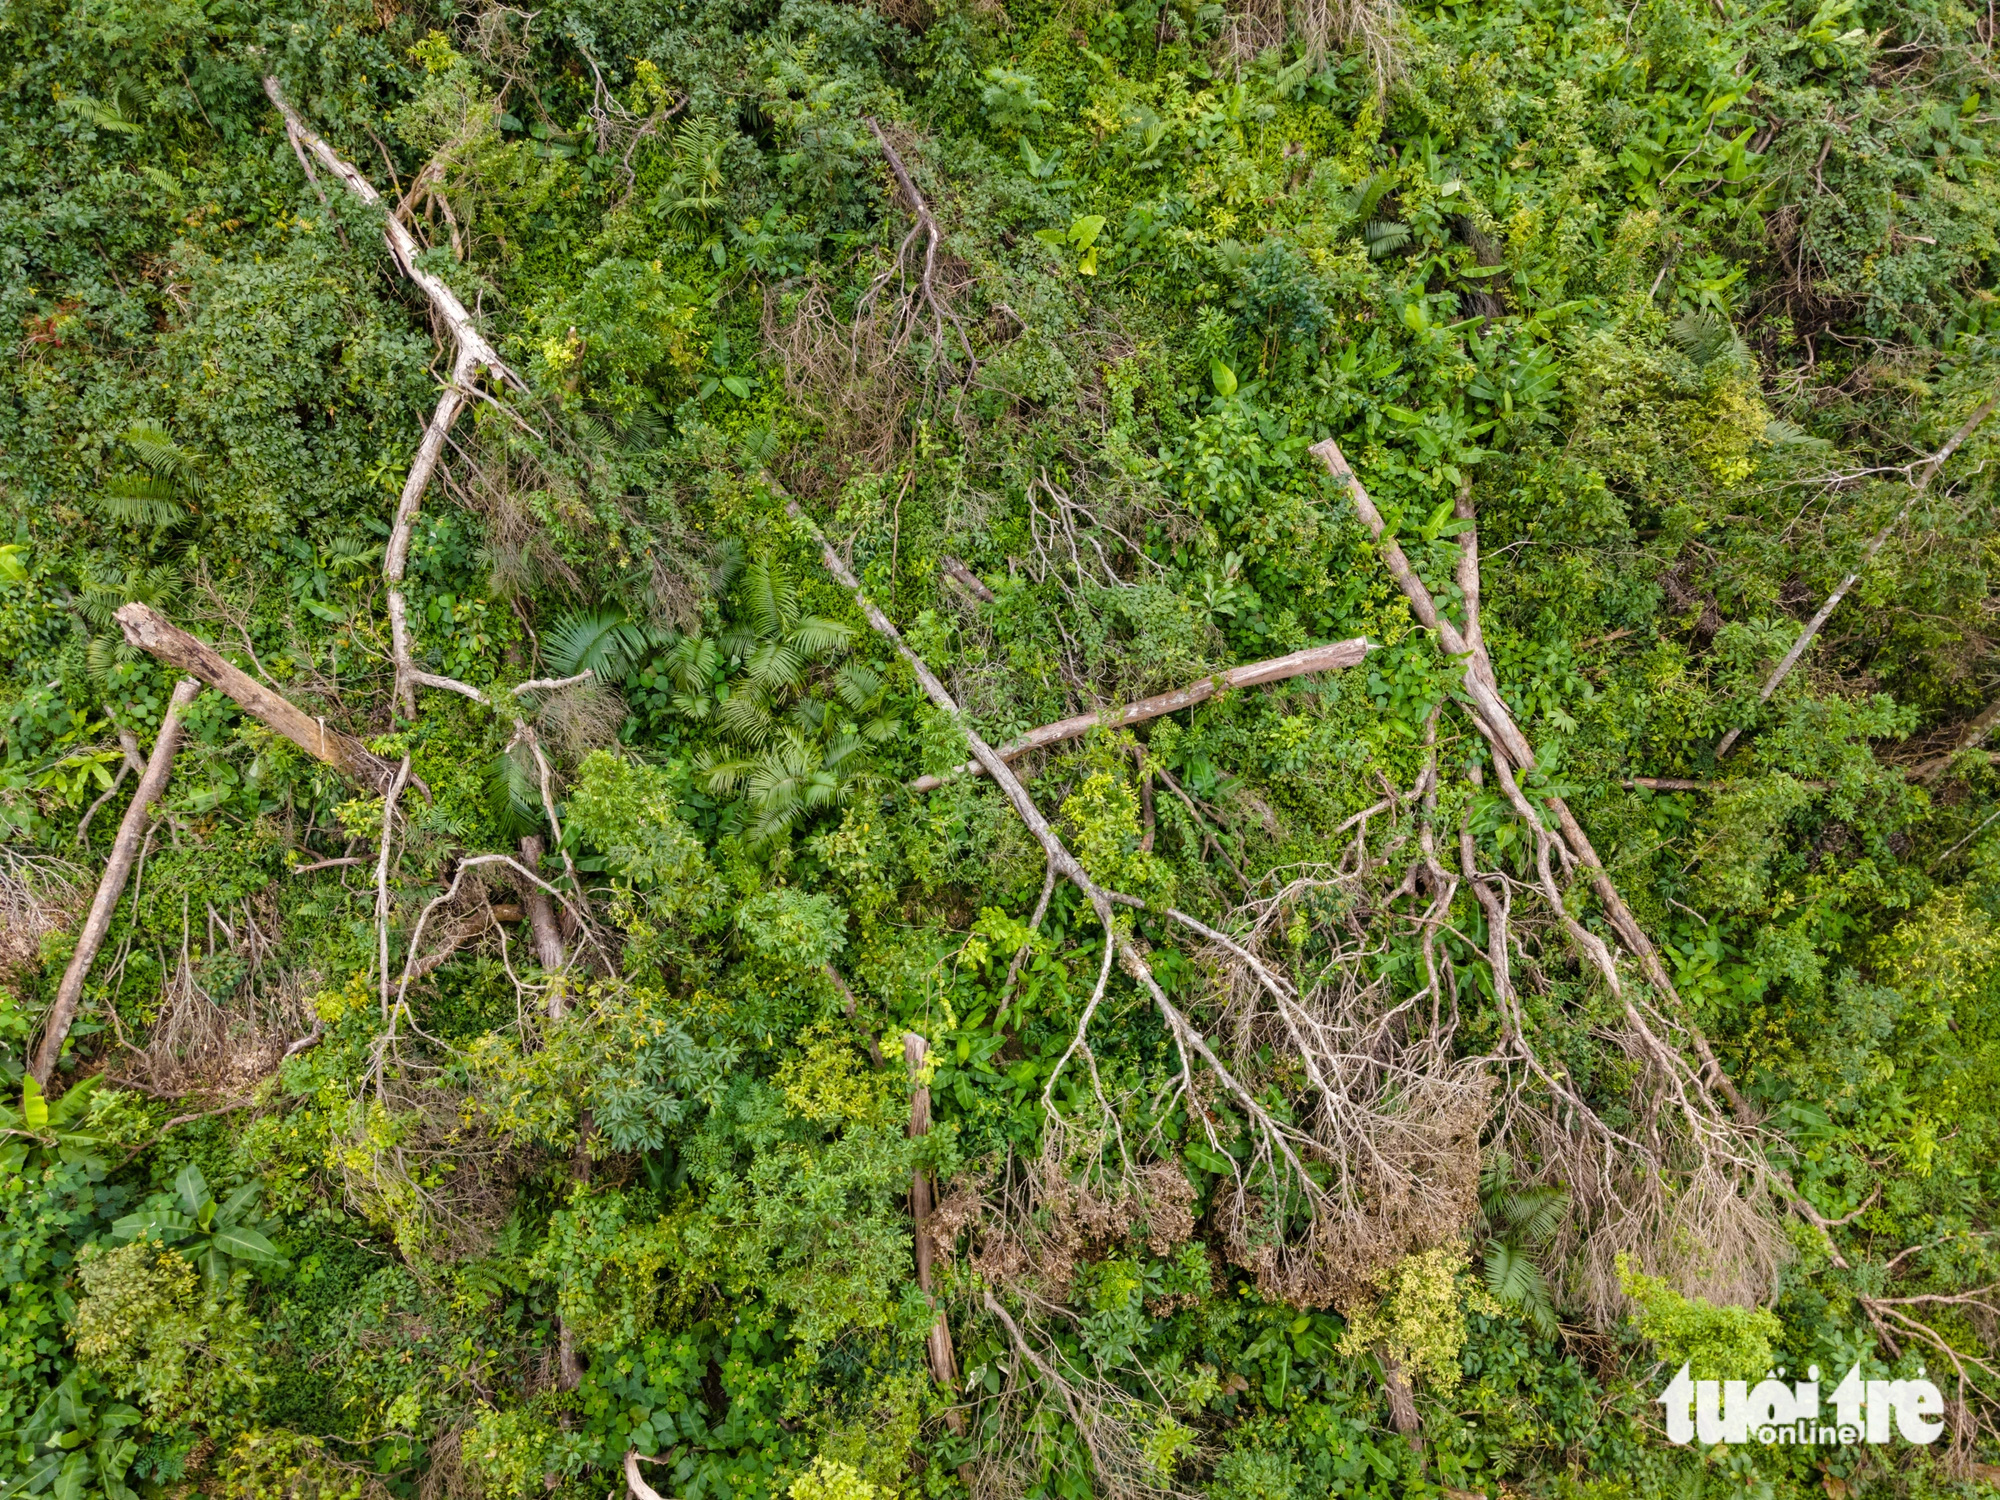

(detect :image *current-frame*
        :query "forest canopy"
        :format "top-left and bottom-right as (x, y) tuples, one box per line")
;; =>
(4, 0), (2000, 1497)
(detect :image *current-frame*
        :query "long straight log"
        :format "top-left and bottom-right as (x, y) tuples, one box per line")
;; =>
(908, 637), (1373, 792)
(114, 603), (401, 794)
(903, 1032), (963, 1406)
(31, 678), (202, 1085)
(1714, 390), (2000, 759)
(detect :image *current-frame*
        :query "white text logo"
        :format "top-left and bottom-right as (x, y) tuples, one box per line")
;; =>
(1656, 1363), (1944, 1447)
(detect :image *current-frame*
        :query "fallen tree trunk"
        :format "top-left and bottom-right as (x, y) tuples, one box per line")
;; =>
(1916, 692), (2000, 782)
(1715, 389), (2000, 760)
(909, 637), (1373, 792)
(114, 603), (401, 794)
(1310, 438), (1753, 1122)
(31, 677), (202, 1085)
(903, 1032), (962, 1405)
(264, 77), (524, 718)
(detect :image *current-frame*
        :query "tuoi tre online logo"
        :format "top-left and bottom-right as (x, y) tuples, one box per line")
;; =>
(1656, 1363), (1945, 1447)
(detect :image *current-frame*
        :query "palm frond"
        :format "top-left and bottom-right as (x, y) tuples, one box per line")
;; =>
(694, 749), (755, 796)
(743, 640), (805, 694)
(485, 744), (544, 837)
(1363, 219), (1411, 258)
(1346, 168), (1397, 223)
(714, 691), (778, 748)
(740, 557), (799, 639)
(707, 537), (746, 597)
(832, 663), (882, 712)
(789, 614), (853, 660)
(543, 608), (659, 684)
(92, 473), (186, 527)
(1484, 1238), (1561, 1339)
(663, 634), (719, 695)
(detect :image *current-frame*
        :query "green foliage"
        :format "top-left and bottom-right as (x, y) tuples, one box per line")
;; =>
(1336, 1246), (1495, 1396)
(4, 0), (2000, 1493)
(1617, 1253), (1785, 1379)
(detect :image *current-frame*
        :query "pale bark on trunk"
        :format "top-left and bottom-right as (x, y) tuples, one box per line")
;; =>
(1715, 389), (2000, 760)
(114, 603), (401, 794)
(517, 834), (567, 1004)
(263, 77), (524, 718)
(908, 636), (1373, 792)
(1311, 438), (1754, 1123)
(32, 678), (202, 1085)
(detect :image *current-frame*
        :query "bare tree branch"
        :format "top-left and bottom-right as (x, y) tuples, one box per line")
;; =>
(909, 638), (1373, 792)
(114, 603), (401, 794)
(32, 678), (202, 1085)
(1716, 389), (2000, 759)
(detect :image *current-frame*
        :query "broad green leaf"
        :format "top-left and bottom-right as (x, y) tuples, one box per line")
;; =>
(174, 1162), (209, 1216)
(209, 1223), (283, 1263)
(1183, 1142), (1233, 1175)
(1209, 360), (1237, 398)
(1067, 213), (1106, 249)
(21, 1074), (47, 1131)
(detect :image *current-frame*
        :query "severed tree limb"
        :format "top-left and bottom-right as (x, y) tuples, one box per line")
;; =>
(74, 757), (133, 846)
(1715, 389), (2000, 760)
(940, 554), (996, 603)
(1312, 439), (1754, 1122)
(1311, 439), (1535, 770)
(789, 494), (1320, 1209)
(263, 77), (525, 718)
(517, 833), (567, 1003)
(860, 116), (976, 373)
(623, 1449), (667, 1500)
(31, 678), (202, 1086)
(115, 603), (402, 794)
(908, 637), (1373, 792)
(388, 375), (475, 716)
(263, 78), (517, 385)
(376, 755), (413, 1017)
(1915, 691), (2000, 782)
(904, 1032), (964, 1419)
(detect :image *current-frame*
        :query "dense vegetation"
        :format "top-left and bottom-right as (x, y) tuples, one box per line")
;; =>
(6, 0), (2000, 1495)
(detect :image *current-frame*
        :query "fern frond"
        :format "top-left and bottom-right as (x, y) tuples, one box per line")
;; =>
(1669, 309), (1747, 369)
(93, 474), (186, 527)
(1363, 219), (1411, 258)
(123, 421), (204, 495)
(789, 615), (853, 660)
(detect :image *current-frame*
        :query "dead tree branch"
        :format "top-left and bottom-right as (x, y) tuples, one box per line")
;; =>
(1716, 389), (2000, 759)
(859, 116), (976, 379)
(31, 678), (202, 1086)
(909, 638), (1373, 792)
(263, 76), (527, 718)
(904, 1032), (964, 1417)
(114, 603), (401, 794)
